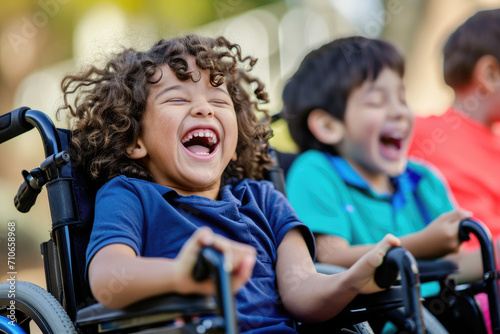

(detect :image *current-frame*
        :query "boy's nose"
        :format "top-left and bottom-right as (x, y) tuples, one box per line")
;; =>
(191, 101), (214, 118)
(389, 103), (412, 120)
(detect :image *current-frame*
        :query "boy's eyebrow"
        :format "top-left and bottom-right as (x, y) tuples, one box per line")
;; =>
(155, 85), (182, 101)
(155, 85), (230, 101)
(212, 86), (231, 97)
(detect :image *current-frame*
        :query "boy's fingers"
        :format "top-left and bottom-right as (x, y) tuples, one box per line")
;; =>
(370, 234), (400, 267)
(210, 235), (235, 272)
(440, 209), (472, 222)
(196, 226), (215, 246)
(232, 254), (256, 292)
(457, 208), (473, 219)
(179, 227), (215, 266)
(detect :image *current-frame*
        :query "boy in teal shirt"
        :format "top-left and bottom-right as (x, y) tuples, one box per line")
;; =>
(284, 36), (479, 280)
(290, 151), (454, 248)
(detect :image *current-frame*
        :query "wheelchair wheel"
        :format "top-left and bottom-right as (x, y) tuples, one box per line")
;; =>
(352, 321), (375, 333)
(0, 281), (77, 334)
(421, 307), (449, 334)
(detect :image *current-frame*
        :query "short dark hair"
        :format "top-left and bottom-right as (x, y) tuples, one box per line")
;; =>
(59, 35), (272, 189)
(282, 36), (405, 154)
(443, 9), (500, 89)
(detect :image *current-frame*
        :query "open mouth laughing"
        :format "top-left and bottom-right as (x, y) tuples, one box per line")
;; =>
(380, 135), (402, 150)
(379, 133), (406, 160)
(181, 128), (219, 157)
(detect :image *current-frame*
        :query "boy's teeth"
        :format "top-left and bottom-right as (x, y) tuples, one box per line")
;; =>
(181, 131), (216, 144)
(193, 131), (214, 138)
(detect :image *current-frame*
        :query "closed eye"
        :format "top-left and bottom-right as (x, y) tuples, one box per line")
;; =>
(364, 92), (385, 107)
(211, 99), (229, 105)
(164, 98), (188, 104)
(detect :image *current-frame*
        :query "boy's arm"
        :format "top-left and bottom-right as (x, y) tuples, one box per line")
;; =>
(88, 227), (256, 309)
(317, 209), (471, 269)
(276, 227), (399, 323)
(444, 248), (483, 284)
(316, 234), (376, 267)
(400, 209), (470, 259)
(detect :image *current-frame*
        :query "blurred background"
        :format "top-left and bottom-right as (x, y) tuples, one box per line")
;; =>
(0, 0), (499, 290)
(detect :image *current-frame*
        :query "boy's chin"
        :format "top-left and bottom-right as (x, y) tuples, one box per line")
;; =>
(385, 160), (408, 177)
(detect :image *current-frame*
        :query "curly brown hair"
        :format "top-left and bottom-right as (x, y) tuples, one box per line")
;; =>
(58, 34), (273, 189)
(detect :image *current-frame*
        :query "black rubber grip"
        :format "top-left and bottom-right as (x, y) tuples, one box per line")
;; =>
(193, 246), (224, 281)
(374, 246), (402, 289)
(0, 107), (33, 144)
(14, 170), (42, 213)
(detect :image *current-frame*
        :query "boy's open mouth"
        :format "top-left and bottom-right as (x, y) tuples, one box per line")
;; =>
(379, 134), (405, 160)
(181, 129), (218, 156)
(380, 136), (402, 150)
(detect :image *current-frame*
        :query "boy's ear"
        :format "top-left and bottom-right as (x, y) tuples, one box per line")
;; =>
(307, 109), (345, 145)
(126, 137), (147, 160)
(475, 55), (500, 93)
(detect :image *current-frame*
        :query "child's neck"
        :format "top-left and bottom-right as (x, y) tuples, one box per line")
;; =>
(168, 184), (221, 200)
(344, 158), (394, 194)
(453, 92), (493, 129)
(365, 174), (394, 194)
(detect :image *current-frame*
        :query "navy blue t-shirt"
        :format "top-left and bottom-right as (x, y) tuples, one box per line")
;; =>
(86, 176), (315, 333)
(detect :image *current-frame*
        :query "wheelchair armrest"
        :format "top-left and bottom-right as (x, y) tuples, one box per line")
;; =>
(417, 259), (459, 283)
(303, 287), (409, 331)
(76, 293), (217, 331)
(317, 259), (459, 284)
(315, 262), (405, 318)
(314, 248), (424, 328)
(344, 285), (406, 314)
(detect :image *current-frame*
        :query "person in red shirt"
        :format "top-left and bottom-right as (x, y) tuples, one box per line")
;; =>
(408, 10), (500, 332)
(409, 8), (500, 252)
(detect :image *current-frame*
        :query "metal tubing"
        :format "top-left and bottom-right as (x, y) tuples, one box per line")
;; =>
(459, 219), (500, 333)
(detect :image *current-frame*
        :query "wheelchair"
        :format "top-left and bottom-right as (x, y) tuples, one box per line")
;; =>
(268, 135), (500, 334)
(0, 106), (455, 334)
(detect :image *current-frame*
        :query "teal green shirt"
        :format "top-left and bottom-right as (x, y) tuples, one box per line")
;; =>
(286, 150), (455, 299)
(286, 149), (455, 245)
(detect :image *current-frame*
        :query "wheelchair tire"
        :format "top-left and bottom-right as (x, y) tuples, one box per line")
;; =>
(352, 321), (375, 333)
(0, 281), (77, 334)
(421, 307), (449, 334)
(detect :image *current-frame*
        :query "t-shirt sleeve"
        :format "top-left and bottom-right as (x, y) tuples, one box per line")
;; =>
(286, 152), (352, 241)
(261, 182), (316, 260)
(410, 160), (456, 220)
(85, 177), (145, 277)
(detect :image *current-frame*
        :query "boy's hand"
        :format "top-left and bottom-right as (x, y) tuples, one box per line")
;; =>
(174, 227), (256, 296)
(419, 209), (471, 257)
(347, 234), (401, 294)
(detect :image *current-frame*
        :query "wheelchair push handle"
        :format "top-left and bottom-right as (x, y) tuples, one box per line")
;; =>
(193, 246), (238, 334)
(458, 218), (500, 333)
(374, 246), (403, 289)
(0, 107), (61, 157)
(0, 107), (33, 144)
(375, 246), (425, 334)
(193, 246), (226, 282)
